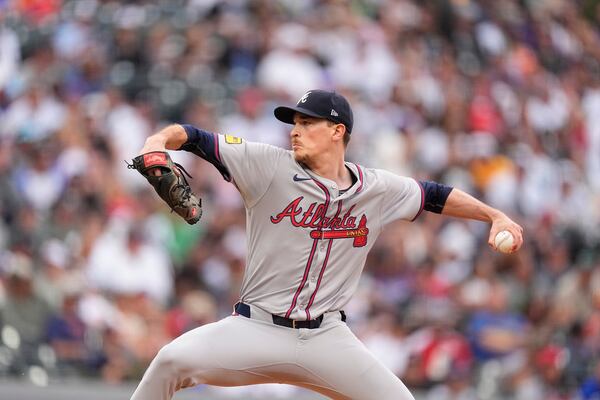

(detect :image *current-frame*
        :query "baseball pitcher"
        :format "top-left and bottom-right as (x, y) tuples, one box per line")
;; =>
(129, 90), (523, 400)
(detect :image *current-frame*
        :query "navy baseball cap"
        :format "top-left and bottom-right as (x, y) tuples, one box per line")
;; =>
(274, 90), (354, 133)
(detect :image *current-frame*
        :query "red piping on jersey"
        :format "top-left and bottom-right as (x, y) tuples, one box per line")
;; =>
(411, 179), (425, 222)
(213, 133), (221, 162)
(285, 176), (331, 319)
(285, 238), (318, 318)
(304, 200), (343, 319)
(305, 238), (333, 320)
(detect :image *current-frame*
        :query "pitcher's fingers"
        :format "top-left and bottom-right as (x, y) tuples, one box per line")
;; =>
(511, 229), (524, 252)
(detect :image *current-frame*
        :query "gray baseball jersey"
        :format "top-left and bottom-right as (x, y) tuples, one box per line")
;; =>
(216, 134), (424, 320)
(130, 132), (424, 400)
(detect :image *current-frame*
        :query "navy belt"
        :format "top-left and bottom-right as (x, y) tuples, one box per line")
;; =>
(234, 302), (346, 329)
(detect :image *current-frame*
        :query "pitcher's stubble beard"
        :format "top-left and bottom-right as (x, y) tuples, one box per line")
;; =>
(293, 150), (311, 165)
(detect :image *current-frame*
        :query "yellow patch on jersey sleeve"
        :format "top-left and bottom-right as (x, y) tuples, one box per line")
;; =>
(224, 134), (242, 144)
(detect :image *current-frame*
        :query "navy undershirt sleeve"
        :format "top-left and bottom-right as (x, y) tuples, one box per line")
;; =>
(418, 180), (453, 214)
(178, 124), (231, 182)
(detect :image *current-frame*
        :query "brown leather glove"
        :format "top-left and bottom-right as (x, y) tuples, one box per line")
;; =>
(128, 151), (202, 224)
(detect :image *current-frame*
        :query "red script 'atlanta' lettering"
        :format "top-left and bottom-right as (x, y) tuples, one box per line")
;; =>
(270, 197), (360, 229)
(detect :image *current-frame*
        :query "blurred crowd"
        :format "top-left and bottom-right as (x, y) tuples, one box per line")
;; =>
(1, 0), (600, 398)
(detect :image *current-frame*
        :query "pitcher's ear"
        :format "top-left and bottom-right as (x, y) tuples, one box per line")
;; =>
(332, 123), (346, 142)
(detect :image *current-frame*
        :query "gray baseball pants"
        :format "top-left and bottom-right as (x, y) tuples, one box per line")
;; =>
(130, 304), (415, 400)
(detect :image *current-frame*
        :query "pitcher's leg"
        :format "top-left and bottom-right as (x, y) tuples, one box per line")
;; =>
(299, 322), (415, 400)
(130, 316), (298, 400)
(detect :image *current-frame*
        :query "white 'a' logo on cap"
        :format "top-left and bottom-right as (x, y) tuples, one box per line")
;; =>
(298, 91), (311, 104)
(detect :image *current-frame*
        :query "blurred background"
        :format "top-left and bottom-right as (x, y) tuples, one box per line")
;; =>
(1, 0), (600, 399)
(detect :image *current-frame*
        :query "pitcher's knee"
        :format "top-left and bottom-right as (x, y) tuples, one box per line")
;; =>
(152, 343), (184, 375)
(151, 339), (213, 378)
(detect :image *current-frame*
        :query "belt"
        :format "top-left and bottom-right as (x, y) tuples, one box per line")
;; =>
(234, 302), (346, 329)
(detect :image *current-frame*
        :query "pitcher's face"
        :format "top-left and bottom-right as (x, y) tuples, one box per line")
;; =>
(290, 113), (335, 164)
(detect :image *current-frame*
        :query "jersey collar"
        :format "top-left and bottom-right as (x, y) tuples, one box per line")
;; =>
(299, 161), (364, 199)
(345, 162), (364, 194)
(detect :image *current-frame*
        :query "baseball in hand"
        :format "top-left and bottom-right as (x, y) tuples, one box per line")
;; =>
(494, 230), (514, 253)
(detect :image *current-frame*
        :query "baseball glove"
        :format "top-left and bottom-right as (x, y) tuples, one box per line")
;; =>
(127, 151), (202, 224)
